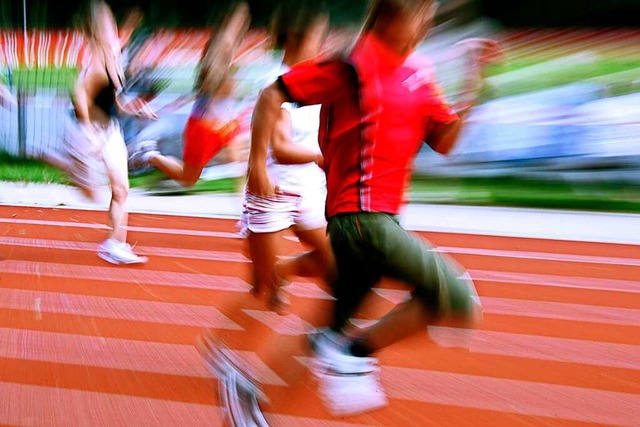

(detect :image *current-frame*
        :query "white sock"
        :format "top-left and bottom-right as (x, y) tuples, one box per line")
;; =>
(141, 150), (159, 163)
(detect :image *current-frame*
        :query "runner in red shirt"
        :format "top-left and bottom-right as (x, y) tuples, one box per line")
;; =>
(128, 3), (250, 187)
(248, 0), (502, 416)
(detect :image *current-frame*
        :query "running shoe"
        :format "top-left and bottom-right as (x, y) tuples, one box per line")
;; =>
(197, 331), (269, 427)
(127, 140), (159, 170)
(316, 352), (388, 416)
(268, 275), (291, 316)
(97, 238), (148, 265)
(308, 328), (350, 362)
(308, 328), (388, 416)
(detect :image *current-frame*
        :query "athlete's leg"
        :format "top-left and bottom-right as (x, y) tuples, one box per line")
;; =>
(247, 230), (283, 296)
(278, 226), (335, 283)
(343, 214), (481, 355)
(242, 190), (299, 313)
(102, 124), (130, 243)
(145, 153), (202, 187)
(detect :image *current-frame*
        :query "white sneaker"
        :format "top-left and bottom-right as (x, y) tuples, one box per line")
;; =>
(317, 351), (388, 416)
(220, 368), (269, 427)
(308, 329), (388, 415)
(127, 140), (159, 170)
(97, 238), (148, 265)
(197, 332), (269, 427)
(308, 328), (350, 362)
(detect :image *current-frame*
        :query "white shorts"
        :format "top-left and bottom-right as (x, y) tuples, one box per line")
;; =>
(64, 116), (128, 190)
(239, 187), (327, 236)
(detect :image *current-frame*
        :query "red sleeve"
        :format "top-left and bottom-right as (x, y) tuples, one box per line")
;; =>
(426, 83), (459, 125)
(278, 60), (351, 106)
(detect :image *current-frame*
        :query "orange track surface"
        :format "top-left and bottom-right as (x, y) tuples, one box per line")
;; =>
(1, 205), (639, 426)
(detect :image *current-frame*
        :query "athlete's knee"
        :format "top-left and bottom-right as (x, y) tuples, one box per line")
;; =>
(180, 165), (202, 187)
(110, 181), (129, 202)
(179, 176), (198, 188)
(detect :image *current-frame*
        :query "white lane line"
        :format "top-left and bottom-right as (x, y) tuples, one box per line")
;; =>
(0, 236), (249, 262)
(242, 309), (315, 336)
(0, 260), (252, 293)
(0, 327), (286, 386)
(470, 270), (640, 293)
(382, 366), (640, 426)
(1, 260), (335, 301)
(0, 217), (240, 239)
(5, 260), (637, 326)
(373, 289), (640, 327)
(3, 226), (638, 267)
(294, 357), (640, 425)
(427, 326), (640, 370)
(0, 381), (223, 426)
(437, 246), (640, 267)
(482, 296), (640, 327)
(0, 288), (241, 329)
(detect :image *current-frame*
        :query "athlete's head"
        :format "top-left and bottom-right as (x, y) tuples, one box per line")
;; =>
(119, 7), (143, 48)
(362, 0), (438, 57)
(197, 2), (250, 97)
(88, 1), (120, 54)
(270, 0), (329, 63)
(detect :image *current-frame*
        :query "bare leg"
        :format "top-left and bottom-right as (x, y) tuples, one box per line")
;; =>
(277, 227), (335, 283)
(247, 229), (289, 313)
(147, 153), (202, 187)
(104, 157), (129, 242)
(247, 230), (281, 294)
(353, 297), (435, 353)
(103, 128), (131, 243)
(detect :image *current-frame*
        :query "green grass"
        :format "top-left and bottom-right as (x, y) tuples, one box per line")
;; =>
(0, 150), (69, 184)
(3, 151), (640, 213)
(483, 59), (640, 99)
(9, 67), (78, 92)
(128, 169), (238, 193)
(409, 176), (640, 213)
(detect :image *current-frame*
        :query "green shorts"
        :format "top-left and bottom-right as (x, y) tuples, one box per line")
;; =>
(328, 212), (481, 328)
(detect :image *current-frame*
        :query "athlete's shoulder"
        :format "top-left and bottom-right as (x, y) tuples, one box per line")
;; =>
(404, 53), (436, 78)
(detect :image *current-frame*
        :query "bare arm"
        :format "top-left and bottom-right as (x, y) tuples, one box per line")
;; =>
(116, 94), (158, 119)
(72, 70), (94, 126)
(428, 39), (503, 155)
(271, 108), (323, 166)
(426, 118), (463, 155)
(247, 82), (288, 195)
(0, 84), (16, 108)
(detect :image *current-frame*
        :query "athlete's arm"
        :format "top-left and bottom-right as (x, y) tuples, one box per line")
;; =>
(72, 68), (96, 126)
(271, 109), (323, 166)
(116, 95), (158, 119)
(425, 118), (463, 155)
(427, 38), (503, 155)
(0, 83), (16, 108)
(247, 82), (287, 196)
(250, 60), (346, 194)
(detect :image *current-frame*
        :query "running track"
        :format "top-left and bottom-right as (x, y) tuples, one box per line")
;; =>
(1, 205), (639, 426)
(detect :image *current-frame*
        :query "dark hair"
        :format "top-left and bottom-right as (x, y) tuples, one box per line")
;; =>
(362, 0), (434, 32)
(196, 2), (250, 95)
(270, 0), (328, 49)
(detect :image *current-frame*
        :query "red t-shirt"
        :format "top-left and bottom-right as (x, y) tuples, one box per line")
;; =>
(279, 34), (458, 217)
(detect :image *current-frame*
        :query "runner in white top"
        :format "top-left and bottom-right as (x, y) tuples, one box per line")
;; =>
(241, 9), (333, 314)
(63, 1), (156, 265)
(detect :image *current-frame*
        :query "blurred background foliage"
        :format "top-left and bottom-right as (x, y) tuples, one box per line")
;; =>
(1, 0), (639, 29)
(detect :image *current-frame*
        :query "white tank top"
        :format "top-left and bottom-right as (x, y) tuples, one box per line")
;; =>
(267, 67), (325, 194)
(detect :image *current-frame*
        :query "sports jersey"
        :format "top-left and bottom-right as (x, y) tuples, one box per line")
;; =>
(182, 96), (242, 168)
(278, 34), (458, 217)
(266, 66), (325, 193)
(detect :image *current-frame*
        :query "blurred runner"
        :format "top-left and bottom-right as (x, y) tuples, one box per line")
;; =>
(127, 3), (250, 188)
(239, 5), (334, 315)
(60, 0), (156, 264)
(0, 66), (15, 108)
(248, 0), (502, 416)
